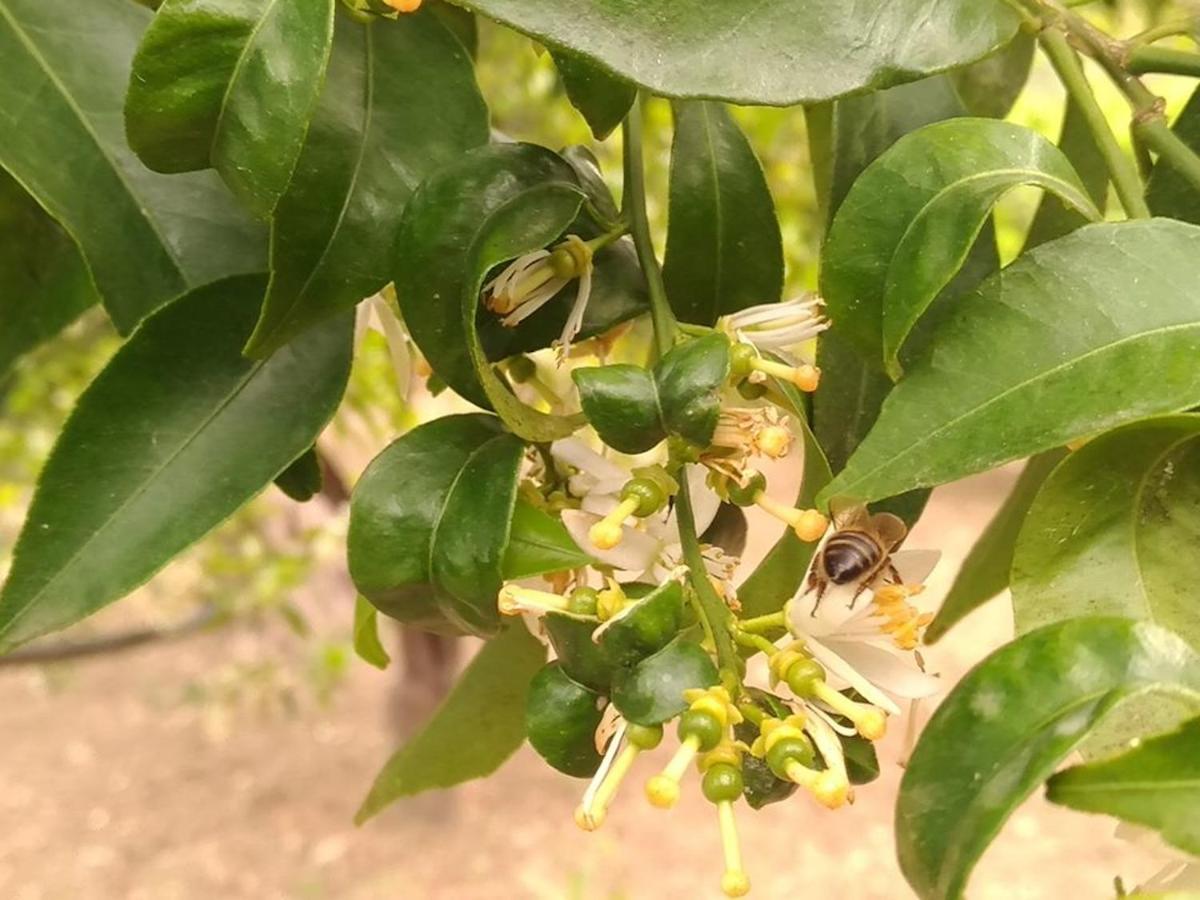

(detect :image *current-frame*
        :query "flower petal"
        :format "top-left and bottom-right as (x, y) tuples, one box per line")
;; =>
(824, 638), (942, 701)
(889, 549), (941, 585)
(803, 635), (903, 715)
(551, 438), (629, 493)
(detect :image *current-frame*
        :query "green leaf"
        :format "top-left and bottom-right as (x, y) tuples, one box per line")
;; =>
(897, 618), (1200, 900)
(737, 389), (832, 619)
(430, 0), (477, 58)
(397, 143), (642, 441)
(544, 611), (613, 694)
(0, 275), (352, 653)
(925, 450), (1065, 643)
(353, 595), (391, 670)
(244, 10), (488, 357)
(1047, 716), (1200, 857)
(820, 219), (1200, 506)
(502, 500), (593, 580)
(551, 51), (635, 142)
(662, 101), (783, 325)
(451, 0), (1018, 106)
(273, 446), (323, 502)
(949, 32), (1035, 119)
(0, 0), (266, 333)
(525, 662), (605, 778)
(1025, 99), (1110, 250)
(0, 170), (97, 378)
(611, 637), (718, 726)
(1012, 416), (1200, 647)
(1147, 87), (1200, 224)
(348, 415), (524, 637)
(356, 623), (545, 822)
(125, 0), (335, 216)
(573, 333), (731, 454)
(822, 118), (1100, 376)
(596, 581), (684, 669)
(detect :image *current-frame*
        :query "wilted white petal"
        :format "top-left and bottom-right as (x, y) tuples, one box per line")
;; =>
(371, 295), (413, 401)
(557, 263), (592, 358)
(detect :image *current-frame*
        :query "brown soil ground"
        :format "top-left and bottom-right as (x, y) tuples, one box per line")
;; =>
(0, 465), (1165, 900)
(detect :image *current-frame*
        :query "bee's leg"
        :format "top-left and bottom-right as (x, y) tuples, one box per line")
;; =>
(808, 578), (827, 617)
(847, 581), (870, 610)
(886, 561), (903, 584)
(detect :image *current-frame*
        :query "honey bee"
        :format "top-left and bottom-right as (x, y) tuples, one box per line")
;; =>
(804, 498), (908, 611)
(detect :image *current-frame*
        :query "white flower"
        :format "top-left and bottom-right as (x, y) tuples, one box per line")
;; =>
(786, 544), (942, 715)
(484, 234), (594, 358)
(722, 294), (829, 361)
(355, 293), (414, 401)
(551, 438), (723, 582)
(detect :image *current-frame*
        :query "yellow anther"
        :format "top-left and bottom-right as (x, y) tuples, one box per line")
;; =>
(811, 681), (888, 741)
(646, 734), (700, 809)
(717, 801), (751, 897)
(700, 741), (745, 772)
(690, 695), (730, 727)
(596, 578), (627, 622)
(872, 585), (932, 650)
(588, 496), (640, 550)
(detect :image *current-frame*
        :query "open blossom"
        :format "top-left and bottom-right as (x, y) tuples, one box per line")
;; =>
(785, 543), (942, 716)
(484, 234), (594, 358)
(551, 438), (724, 583)
(721, 293), (829, 357)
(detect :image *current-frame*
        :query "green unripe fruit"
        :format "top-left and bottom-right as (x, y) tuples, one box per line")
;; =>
(507, 354), (538, 383)
(729, 342), (757, 378)
(786, 657), (826, 698)
(678, 709), (724, 752)
(765, 735), (815, 777)
(549, 246), (578, 278)
(621, 477), (667, 516)
(568, 587), (600, 616)
(626, 722), (664, 750)
(702, 763), (744, 804)
(725, 471), (766, 507)
(736, 378), (768, 400)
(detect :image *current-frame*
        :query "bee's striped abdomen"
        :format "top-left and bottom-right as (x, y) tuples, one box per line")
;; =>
(822, 531), (882, 584)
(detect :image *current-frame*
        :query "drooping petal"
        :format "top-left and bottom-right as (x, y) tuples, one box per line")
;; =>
(551, 438), (629, 495)
(371, 294), (413, 402)
(803, 635), (903, 715)
(822, 638), (942, 701)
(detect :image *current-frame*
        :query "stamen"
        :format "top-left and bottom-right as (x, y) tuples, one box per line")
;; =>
(497, 584), (569, 617)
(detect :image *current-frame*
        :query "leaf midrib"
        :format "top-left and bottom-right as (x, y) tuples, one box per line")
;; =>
(210, 0), (286, 159)
(0, 0), (189, 283)
(0, 360), (265, 640)
(837, 321), (1200, 495)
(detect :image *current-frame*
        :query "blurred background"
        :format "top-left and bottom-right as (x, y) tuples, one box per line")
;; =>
(1, 2), (1197, 897)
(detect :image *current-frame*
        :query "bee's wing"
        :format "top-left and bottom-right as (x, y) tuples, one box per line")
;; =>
(867, 512), (908, 550)
(827, 496), (869, 530)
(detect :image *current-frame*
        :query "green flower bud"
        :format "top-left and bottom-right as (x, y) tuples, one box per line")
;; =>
(702, 763), (744, 804)
(678, 709), (724, 752)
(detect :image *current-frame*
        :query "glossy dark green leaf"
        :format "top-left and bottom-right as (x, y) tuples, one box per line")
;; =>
(662, 101), (782, 326)
(822, 118), (1099, 376)
(543, 611), (613, 694)
(450, 0), (1018, 106)
(125, 0), (335, 215)
(596, 581), (684, 669)
(925, 450), (1065, 643)
(396, 142), (645, 441)
(551, 51), (635, 142)
(526, 662), (605, 777)
(949, 32), (1035, 119)
(1012, 417), (1200, 648)
(573, 333), (730, 453)
(1025, 99), (1110, 250)
(0, 275), (352, 653)
(821, 220), (1200, 506)
(611, 637), (718, 726)
(245, 10), (489, 357)
(0, 170), (97, 378)
(811, 74), (972, 526)
(560, 145), (619, 226)
(502, 500), (592, 580)
(429, 0), (477, 57)
(738, 389), (832, 619)
(356, 623), (545, 821)
(348, 414), (524, 637)
(897, 618), (1200, 900)
(0, 0), (266, 332)
(1147, 87), (1200, 224)
(353, 595), (391, 670)
(1047, 716), (1200, 856)
(273, 446), (322, 502)
(843, 732), (881, 785)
